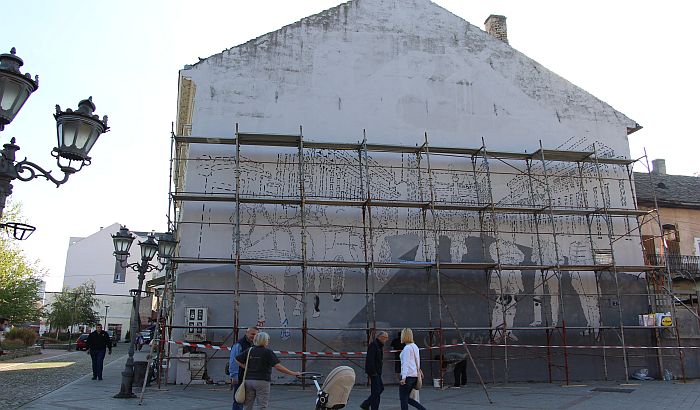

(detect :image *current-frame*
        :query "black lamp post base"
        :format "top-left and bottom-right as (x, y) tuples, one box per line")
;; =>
(114, 370), (136, 399)
(113, 391), (136, 399)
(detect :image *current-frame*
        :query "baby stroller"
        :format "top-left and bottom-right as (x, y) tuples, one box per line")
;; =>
(299, 366), (356, 409)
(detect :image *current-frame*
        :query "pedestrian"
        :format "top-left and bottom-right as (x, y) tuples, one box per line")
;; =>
(451, 355), (467, 388)
(390, 331), (405, 381)
(86, 324), (112, 380)
(399, 328), (426, 410)
(0, 317), (9, 351)
(229, 326), (259, 410)
(360, 331), (389, 410)
(135, 331), (144, 351)
(235, 331), (301, 410)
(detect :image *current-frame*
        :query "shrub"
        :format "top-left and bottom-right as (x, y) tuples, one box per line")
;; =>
(6, 327), (38, 346)
(0, 339), (26, 350)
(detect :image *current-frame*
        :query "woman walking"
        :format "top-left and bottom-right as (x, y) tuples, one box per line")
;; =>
(236, 332), (301, 409)
(399, 328), (427, 410)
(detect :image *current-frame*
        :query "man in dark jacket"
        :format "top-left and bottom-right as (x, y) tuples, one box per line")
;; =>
(86, 324), (112, 380)
(360, 331), (388, 410)
(229, 326), (258, 410)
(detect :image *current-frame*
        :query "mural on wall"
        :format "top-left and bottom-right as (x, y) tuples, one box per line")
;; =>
(182, 135), (639, 342)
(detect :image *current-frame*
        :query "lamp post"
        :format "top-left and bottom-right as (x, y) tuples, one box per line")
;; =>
(112, 226), (177, 399)
(0, 47), (108, 238)
(104, 305), (110, 326)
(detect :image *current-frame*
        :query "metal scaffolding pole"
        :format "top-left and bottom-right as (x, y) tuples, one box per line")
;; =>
(358, 134), (373, 347)
(297, 127), (309, 380)
(361, 133), (378, 334)
(591, 143), (629, 382)
(415, 140), (435, 381)
(469, 149), (496, 383)
(576, 159), (609, 380)
(641, 149), (686, 382)
(524, 158), (552, 381)
(421, 133), (445, 384)
(537, 141), (569, 384)
(234, 123), (242, 340)
(481, 138), (511, 383)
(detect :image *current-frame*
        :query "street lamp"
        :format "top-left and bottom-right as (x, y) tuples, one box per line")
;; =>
(104, 305), (110, 326)
(112, 226), (177, 399)
(0, 47), (108, 237)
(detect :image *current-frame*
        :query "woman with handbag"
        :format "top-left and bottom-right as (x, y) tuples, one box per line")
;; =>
(399, 328), (427, 410)
(235, 331), (300, 409)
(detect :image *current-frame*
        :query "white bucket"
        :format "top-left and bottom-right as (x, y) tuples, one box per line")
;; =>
(433, 378), (442, 388)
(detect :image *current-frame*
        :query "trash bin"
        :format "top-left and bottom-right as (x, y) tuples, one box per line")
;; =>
(134, 361), (148, 387)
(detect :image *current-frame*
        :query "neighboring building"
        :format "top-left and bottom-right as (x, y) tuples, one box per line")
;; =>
(634, 159), (700, 375)
(635, 159), (700, 299)
(169, 0), (669, 383)
(61, 223), (160, 340)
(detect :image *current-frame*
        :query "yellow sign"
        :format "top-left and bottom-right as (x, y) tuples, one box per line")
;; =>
(660, 316), (673, 326)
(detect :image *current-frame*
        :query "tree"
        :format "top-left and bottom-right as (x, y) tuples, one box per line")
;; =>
(47, 281), (100, 331)
(0, 202), (44, 324)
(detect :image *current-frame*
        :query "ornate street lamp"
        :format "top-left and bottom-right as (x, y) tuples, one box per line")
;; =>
(112, 226), (177, 399)
(0, 47), (108, 236)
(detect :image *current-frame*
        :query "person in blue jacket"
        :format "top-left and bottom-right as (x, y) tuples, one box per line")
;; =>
(229, 326), (258, 410)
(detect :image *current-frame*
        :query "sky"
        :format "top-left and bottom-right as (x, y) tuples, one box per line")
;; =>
(3, 0), (698, 291)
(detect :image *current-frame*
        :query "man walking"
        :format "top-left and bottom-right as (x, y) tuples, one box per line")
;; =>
(86, 324), (112, 380)
(229, 326), (258, 410)
(361, 331), (388, 410)
(451, 355), (467, 388)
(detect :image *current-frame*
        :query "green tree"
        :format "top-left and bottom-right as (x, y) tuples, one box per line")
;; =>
(0, 202), (44, 324)
(47, 281), (100, 331)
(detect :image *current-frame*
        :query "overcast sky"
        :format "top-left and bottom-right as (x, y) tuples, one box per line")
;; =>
(3, 0), (698, 291)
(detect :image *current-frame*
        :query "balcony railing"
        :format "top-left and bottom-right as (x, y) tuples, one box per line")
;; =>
(646, 254), (700, 275)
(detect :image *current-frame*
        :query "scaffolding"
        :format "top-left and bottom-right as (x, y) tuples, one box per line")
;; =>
(159, 127), (693, 386)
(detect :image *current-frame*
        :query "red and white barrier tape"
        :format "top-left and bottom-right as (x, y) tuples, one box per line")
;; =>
(440, 342), (700, 350)
(170, 340), (700, 355)
(169, 340), (366, 356)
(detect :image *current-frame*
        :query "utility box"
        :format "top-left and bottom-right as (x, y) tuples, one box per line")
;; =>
(188, 351), (207, 383)
(185, 307), (207, 342)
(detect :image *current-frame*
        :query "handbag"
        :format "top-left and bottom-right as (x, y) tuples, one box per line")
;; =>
(414, 348), (423, 390)
(234, 347), (253, 404)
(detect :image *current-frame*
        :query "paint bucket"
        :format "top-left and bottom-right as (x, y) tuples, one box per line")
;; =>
(433, 378), (442, 388)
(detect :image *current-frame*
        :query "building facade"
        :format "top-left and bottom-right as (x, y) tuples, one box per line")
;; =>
(168, 0), (675, 384)
(61, 223), (159, 340)
(635, 160), (700, 376)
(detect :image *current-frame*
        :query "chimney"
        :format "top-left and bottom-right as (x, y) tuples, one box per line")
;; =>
(652, 159), (666, 175)
(484, 15), (508, 44)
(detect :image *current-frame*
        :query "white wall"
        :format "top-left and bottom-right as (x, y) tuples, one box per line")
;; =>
(181, 0), (635, 153)
(61, 223), (156, 338)
(171, 0), (649, 382)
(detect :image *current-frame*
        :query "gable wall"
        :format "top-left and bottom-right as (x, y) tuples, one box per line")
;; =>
(169, 0), (658, 384)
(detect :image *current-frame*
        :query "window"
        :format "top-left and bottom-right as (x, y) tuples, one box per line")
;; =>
(113, 259), (126, 283)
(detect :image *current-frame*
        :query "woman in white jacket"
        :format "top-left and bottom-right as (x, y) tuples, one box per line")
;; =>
(398, 328), (427, 410)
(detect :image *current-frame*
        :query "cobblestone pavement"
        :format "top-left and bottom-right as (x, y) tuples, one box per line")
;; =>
(0, 343), (127, 409)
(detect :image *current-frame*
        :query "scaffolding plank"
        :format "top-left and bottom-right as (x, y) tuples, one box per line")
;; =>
(304, 141), (362, 150)
(533, 149), (594, 162)
(171, 193), (651, 219)
(426, 146), (483, 156)
(175, 136), (237, 145)
(365, 143), (422, 153)
(176, 134), (638, 167)
(237, 132), (300, 146)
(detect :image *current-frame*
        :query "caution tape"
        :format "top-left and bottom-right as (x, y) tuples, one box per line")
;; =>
(440, 342), (700, 350)
(170, 340), (366, 356)
(170, 339), (700, 356)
